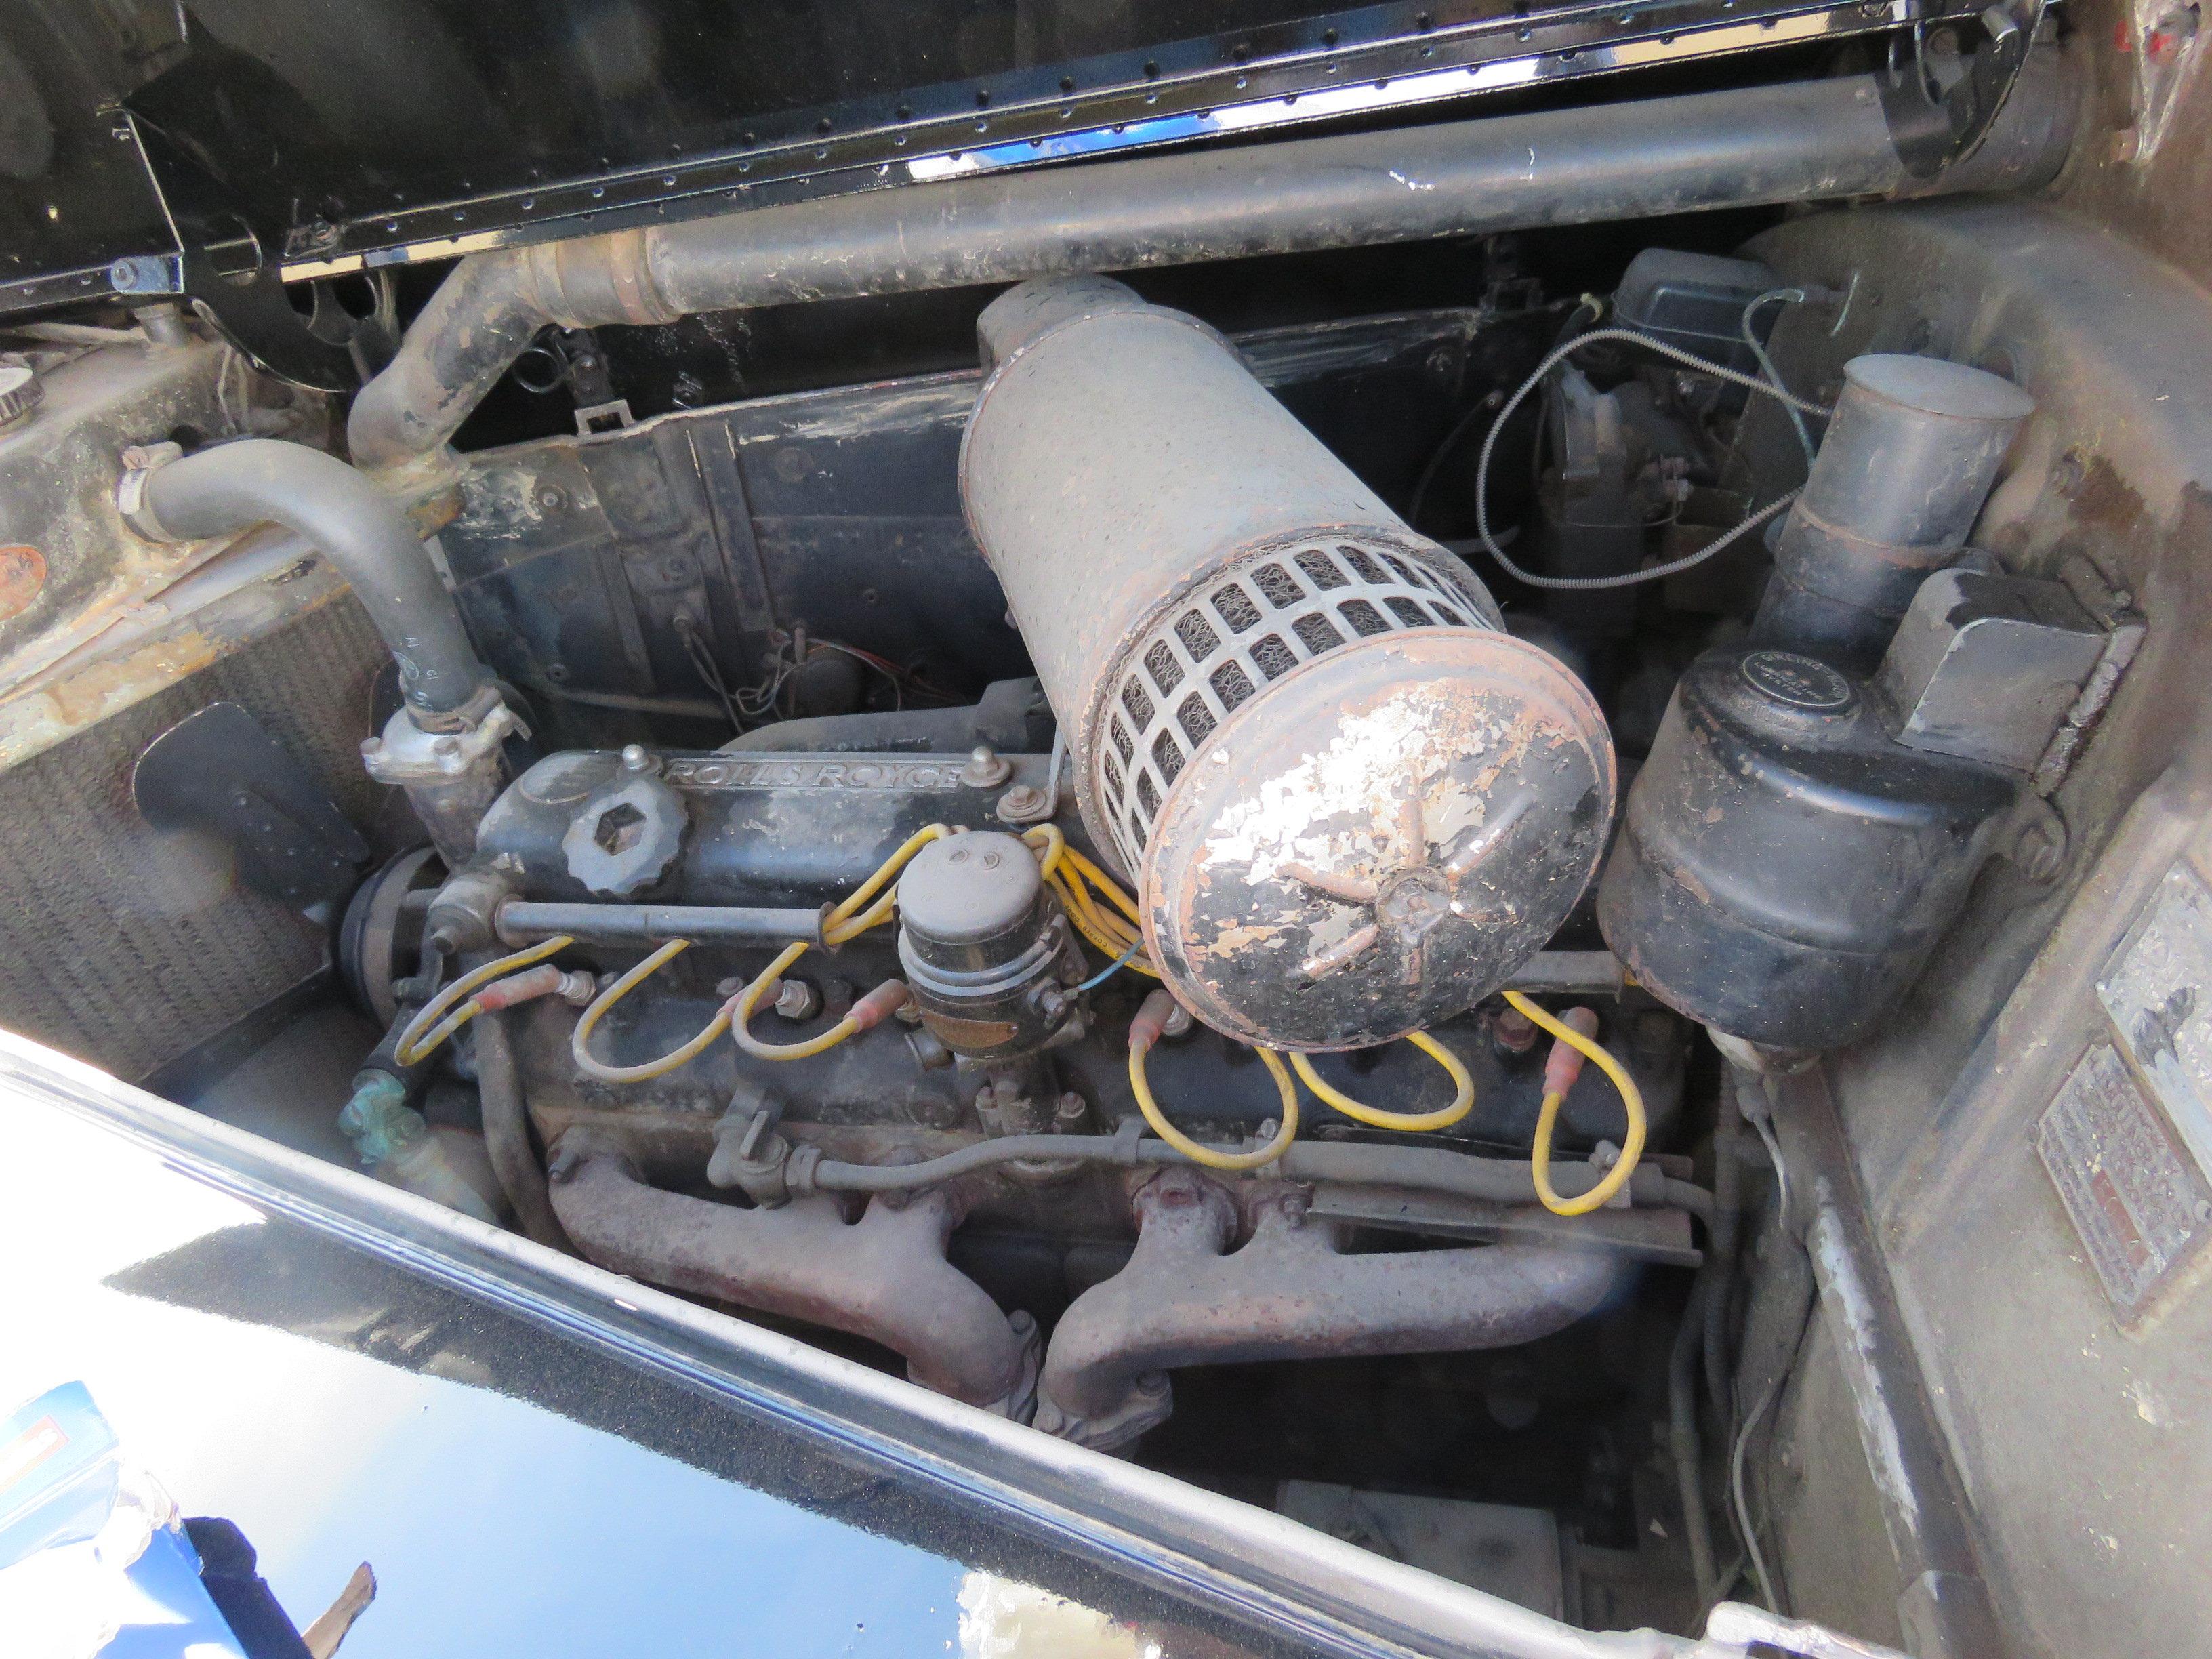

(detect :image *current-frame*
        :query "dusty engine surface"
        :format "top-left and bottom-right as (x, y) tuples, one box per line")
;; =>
(239, 230), (2131, 1522)
(267, 246), (2114, 1462)
(457, 741), (1684, 1158)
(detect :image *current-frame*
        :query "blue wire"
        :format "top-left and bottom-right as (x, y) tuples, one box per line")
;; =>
(1077, 939), (1143, 992)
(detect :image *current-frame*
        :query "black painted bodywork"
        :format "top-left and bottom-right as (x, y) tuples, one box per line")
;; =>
(2, 0), (2009, 323)
(0, 1036), (1455, 1658)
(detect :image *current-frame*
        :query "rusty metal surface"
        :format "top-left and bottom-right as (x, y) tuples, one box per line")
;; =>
(1148, 630), (1615, 1050)
(0, 336), (329, 699)
(0, 542), (45, 621)
(546, 1130), (1038, 1414)
(0, 539), (350, 773)
(1033, 1169), (1624, 1449)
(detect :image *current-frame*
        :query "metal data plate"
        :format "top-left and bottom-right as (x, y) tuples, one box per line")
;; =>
(2035, 857), (2212, 1326)
(2035, 1042), (2212, 1328)
(2097, 859), (2212, 1184)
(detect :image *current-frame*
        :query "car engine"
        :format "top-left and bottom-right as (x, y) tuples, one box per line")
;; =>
(3, 2), (2207, 1650)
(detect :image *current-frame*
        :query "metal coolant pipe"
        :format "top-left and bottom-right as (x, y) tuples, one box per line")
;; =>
(350, 68), (2074, 485)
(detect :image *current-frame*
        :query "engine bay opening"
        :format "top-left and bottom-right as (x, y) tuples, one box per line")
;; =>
(6, 14), (2206, 1651)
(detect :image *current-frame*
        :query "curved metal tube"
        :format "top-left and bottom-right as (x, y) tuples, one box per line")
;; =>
(546, 1133), (1036, 1416)
(472, 1009), (573, 1253)
(134, 439), (486, 716)
(1034, 1170), (1626, 1449)
(348, 71), (2072, 483)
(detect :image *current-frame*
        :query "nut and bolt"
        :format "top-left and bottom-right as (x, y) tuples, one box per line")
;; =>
(960, 743), (1012, 788)
(996, 783), (1049, 825)
(1053, 1091), (1089, 1132)
(771, 977), (823, 1021)
(432, 735), (462, 760)
(619, 743), (659, 775)
(1492, 1004), (1540, 1055)
(1160, 1000), (1193, 1040)
(904, 1085), (964, 1129)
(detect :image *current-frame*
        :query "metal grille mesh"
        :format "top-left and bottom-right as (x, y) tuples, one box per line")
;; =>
(1094, 539), (1489, 874)
(0, 597), (389, 1082)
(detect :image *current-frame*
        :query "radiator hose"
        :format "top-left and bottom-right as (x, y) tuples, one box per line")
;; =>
(121, 438), (488, 718)
(117, 437), (520, 861)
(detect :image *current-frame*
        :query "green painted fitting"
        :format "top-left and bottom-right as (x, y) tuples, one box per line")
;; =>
(338, 1070), (426, 1166)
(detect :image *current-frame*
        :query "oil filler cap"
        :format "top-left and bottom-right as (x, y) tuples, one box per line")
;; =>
(1143, 631), (1614, 1051)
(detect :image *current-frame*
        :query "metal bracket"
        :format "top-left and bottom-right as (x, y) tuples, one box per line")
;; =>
(177, 244), (361, 392)
(1879, 0), (2045, 175)
(119, 113), (363, 392)
(133, 701), (371, 913)
(573, 398), (636, 437)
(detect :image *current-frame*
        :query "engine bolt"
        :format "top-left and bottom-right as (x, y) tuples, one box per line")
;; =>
(960, 743), (1012, 788)
(771, 978), (822, 1021)
(905, 1085), (962, 1128)
(1491, 1004), (1539, 1055)
(995, 783), (1049, 825)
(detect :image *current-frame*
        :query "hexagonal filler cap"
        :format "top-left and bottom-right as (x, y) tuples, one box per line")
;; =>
(562, 771), (688, 897)
(1143, 630), (1614, 1051)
